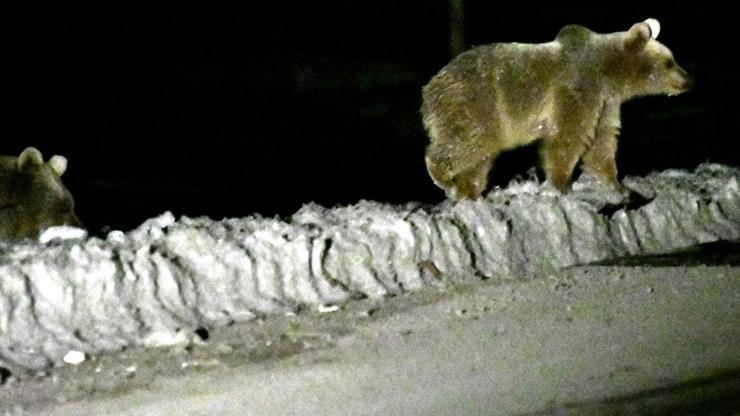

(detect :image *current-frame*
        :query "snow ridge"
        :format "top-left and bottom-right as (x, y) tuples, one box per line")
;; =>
(0, 164), (738, 371)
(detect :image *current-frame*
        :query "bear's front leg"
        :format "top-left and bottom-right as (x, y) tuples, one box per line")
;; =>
(580, 101), (626, 193)
(540, 91), (602, 192)
(540, 138), (587, 192)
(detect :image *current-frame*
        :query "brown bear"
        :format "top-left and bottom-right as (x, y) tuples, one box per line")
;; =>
(421, 18), (693, 199)
(0, 147), (82, 241)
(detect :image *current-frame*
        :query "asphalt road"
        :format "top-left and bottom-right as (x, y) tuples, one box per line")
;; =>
(2, 256), (738, 416)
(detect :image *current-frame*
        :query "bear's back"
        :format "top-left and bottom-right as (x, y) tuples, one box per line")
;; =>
(424, 41), (564, 116)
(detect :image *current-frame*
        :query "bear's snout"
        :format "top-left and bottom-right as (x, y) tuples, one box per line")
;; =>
(679, 72), (694, 91)
(669, 68), (693, 94)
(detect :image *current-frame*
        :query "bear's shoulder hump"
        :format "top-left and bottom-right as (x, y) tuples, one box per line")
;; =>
(555, 24), (594, 50)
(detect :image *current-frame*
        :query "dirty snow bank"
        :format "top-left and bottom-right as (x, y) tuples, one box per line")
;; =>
(0, 164), (738, 372)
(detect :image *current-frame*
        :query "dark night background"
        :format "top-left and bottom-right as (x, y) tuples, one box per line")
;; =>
(0, 2), (737, 233)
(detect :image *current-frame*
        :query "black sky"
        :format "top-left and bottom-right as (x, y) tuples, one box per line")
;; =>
(0, 2), (736, 232)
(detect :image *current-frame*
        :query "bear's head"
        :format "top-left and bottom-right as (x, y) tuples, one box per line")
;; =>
(0, 147), (82, 241)
(620, 18), (693, 98)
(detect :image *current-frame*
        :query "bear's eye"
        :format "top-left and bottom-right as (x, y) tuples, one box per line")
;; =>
(664, 59), (675, 69)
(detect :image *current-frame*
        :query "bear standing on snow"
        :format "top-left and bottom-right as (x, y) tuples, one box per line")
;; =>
(422, 18), (693, 200)
(0, 147), (82, 241)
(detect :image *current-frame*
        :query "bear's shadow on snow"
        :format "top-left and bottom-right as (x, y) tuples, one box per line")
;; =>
(594, 240), (740, 267)
(597, 191), (654, 217)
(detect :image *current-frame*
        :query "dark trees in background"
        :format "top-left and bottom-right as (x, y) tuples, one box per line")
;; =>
(449, 0), (465, 57)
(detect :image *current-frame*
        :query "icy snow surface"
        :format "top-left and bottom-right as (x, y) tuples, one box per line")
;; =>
(0, 164), (738, 371)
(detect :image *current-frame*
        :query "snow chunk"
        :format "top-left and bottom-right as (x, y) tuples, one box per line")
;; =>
(38, 226), (87, 244)
(63, 350), (86, 365)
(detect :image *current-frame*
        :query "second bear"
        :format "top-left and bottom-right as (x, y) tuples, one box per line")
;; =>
(0, 147), (82, 241)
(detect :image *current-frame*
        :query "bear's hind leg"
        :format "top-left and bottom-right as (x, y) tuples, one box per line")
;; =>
(425, 150), (456, 195)
(451, 156), (495, 200)
(425, 141), (497, 200)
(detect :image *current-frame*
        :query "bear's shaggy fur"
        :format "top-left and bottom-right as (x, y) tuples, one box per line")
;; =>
(422, 18), (692, 199)
(0, 147), (81, 241)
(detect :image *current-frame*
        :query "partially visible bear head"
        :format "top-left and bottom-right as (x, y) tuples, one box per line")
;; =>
(621, 18), (693, 97)
(0, 147), (82, 241)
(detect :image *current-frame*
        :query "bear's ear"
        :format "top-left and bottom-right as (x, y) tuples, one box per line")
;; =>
(625, 19), (659, 50)
(49, 155), (68, 176)
(17, 147), (44, 172)
(644, 18), (660, 39)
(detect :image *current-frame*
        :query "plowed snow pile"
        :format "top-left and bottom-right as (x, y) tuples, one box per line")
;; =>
(1, 164), (738, 372)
